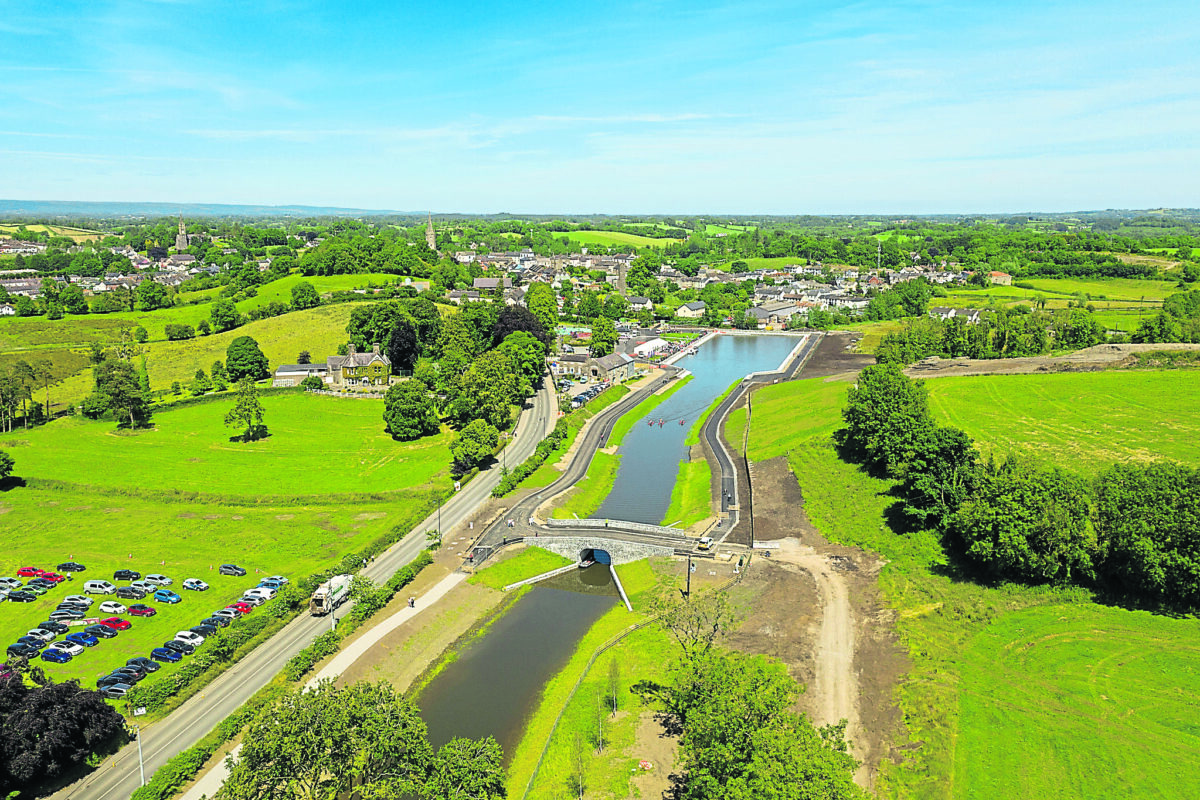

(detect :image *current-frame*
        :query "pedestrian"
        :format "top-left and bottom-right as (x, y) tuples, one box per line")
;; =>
(408, 596), (415, 608)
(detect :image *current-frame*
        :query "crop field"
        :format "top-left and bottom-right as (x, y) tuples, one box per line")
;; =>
(562, 230), (681, 249)
(925, 371), (1200, 473)
(745, 375), (1200, 799)
(0, 223), (106, 242)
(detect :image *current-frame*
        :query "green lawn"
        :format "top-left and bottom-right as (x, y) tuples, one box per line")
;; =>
(925, 371), (1200, 474)
(661, 458), (711, 528)
(563, 230), (681, 249)
(468, 547), (572, 591)
(1, 392), (453, 498)
(745, 375), (1200, 800)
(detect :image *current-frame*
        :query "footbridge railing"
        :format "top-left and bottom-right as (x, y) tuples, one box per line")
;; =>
(543, 517), (688, 539)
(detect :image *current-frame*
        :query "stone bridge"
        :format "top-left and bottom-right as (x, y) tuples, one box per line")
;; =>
(530, 535), (675, 565)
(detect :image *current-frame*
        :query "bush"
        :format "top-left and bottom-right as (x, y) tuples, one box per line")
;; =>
(164, 323), (195, 340)
(300, 375), (324, 390)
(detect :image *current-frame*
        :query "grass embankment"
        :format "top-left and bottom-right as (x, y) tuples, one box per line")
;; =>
(522, 385), (630, 490)
(746, 376), (1200, 800)
(0, 393), (451, 688)
(469, 548), (573, 591)
(551, 377), (691, 520)
(925, 370), (1200, 473)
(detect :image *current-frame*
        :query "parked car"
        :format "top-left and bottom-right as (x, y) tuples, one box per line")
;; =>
(153, 589), (182, 604)
(99, 617), (132, 631)
(0, 577), (24, 590)
(55, 601), (89, 612)
(25, 629), (56, 644)
(98, 601), (128, 615)
(130, 580), (156, 594)
(229, 601), (253, 614)
(202, 615), (231, 628)
(191, 623), (218, 638)
(244, 587), (276, 601)
(7, 642), (40, 659)
(23, 583), (50, 595)
(127, 656), (161, 673)
(238, 594), (265, 607)
(66, 631), (99, 648)
(84, 625), (118, 640)
(212, 608), (240, 621)
(697, 536), (714, 551)
(150, 647), (182, 663)
(41, 648), (72, 664)
(16, 636), (46, 651)
(37, 620), (69, 635)
(218, 564), (247, 576)
(109, 667), (145, 683)
(83, 580), (117, 595)
(262, 575), (289, 586)
(174, 631), (205, 648)
(128, 604), (157, 617)
(7, 591), (36, 603)
(49, 609), (86, 621)
(113, 569), (141, 581)
(16, 567), (43, 578)
(257, 579), (285, 591)
(182, 578), (209, 592)
(63, 594), (93, 607)
(57, 561), (86, 573)
(162, 639), (194, 655)
(116, 586), (147, 600)
(99, 684), (130, 699)
(38, 573), (67, 584)
(96, 674), (130, 688)
(145, 574), (173, 586)
(47, 640), (84, 657)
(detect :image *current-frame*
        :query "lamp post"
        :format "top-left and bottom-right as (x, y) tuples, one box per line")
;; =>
(135, 723), (145, 786)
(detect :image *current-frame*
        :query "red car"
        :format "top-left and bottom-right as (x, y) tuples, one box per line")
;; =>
(16, 567), (43, 578)
(40, 573), (67, 584)
(228, 602), (253, 615)
(99, 617), (132, 631)
(128, 604), (157, 617)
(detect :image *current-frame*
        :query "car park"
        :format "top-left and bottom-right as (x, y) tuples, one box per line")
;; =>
(47, 640), (85, 657)
(83, 580), (117, 595)
(16, 567), (43, 578)
(219, 564), (247, 576)
(162, 639), (194, 655)
(16, 636), (46, 651)
(57, 561), (86, 572)
(37, 620), (69, 635)
(113, 569), (141, 581)
(85, 625), (118, 640)
(153, 589), (182, 604)
(7, 642), (40, 659)
(238, 594), (265, 607)
(182, 578), (209, 591)
(41, 648), (72, 664)
(116, 586), (147, 600)
(202, 615), (230, 628)
(98, 601), (127, 615)
(213, 608), (240, 621)
(25, 629), (56, 644)
(7, 591), (36, 603)
(0, 577), (23, 590)
(151, 647), (182, 663)
(191, 623), (218, 638)
(175, 631), (205, 647)
(128, 604), (157, 617)
(100, 617), (132, 631)
(49, 609), (85, 621)
(145, 574), (173, 586)
(127, 656), (161, 673)
(130, 580), (156, 594)
(66, 631), (99, 648)
(63, 594), (93, 607)
(99, 684), (130, 699)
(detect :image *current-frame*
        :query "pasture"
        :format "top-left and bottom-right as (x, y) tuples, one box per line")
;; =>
(1019, 276), (1180, 302)
(744, 374), (1200, 799)
(562, 230), (681, 249)
(0, 223), (106, 242)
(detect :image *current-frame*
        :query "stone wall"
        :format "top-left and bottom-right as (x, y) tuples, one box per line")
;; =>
(532, 536), (675, 565)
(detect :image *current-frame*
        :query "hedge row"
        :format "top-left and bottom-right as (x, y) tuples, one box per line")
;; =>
(491, 418), (569, 498)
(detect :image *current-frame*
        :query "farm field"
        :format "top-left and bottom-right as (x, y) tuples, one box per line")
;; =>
(704, 223), (754, 235)
(563, 230), (681, 249)
(0, 392), (453, 498)
(0, 223), (106, 242)
(1019, 276), (1181, 302)
(745, 375), (1200, 799)
(925, 370), (1200, 473)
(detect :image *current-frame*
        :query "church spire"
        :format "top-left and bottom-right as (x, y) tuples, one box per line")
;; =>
(175, 213), (188, 252)
(425, 213), (437, 252)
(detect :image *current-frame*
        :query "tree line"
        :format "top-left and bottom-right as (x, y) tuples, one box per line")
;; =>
(839, 363), (1200, 610)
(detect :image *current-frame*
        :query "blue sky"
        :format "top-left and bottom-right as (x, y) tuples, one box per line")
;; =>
(1, 0), (1197, 213)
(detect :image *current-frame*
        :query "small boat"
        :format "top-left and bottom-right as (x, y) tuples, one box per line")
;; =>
(680, 419), (686, 425)
(657, 418), (665, 426)
(578, 558), (595, 569)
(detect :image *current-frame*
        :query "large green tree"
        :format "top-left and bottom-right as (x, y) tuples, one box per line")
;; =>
(291, 280), (320, 310)
(210, 299), (240, 332)
(383, 381), (440, 441)
(0, 448), (13, 481)
(446, 351), (520, 429)
(589, 317), (617, 357)
(838, 363), (935, 476)
(524, 282), (558, 339)
(449, 419), (499, 475)
(386, 318), (420, 372)
(92, 359), (152, 428)
(422, 737), (506, 800)
(224, 378), (267, 442)
(226, 336), (270, 381)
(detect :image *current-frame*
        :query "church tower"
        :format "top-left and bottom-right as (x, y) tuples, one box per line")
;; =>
(425, 214), (437, 252)
(175, 215), (188, 252)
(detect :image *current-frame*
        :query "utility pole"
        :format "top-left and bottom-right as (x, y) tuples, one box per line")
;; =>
(135, 724), (145, 786)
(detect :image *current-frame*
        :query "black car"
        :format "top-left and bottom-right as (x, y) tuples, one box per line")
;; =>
(126, 656), (161, 673)
(109, 667), (145, 683)
(56, 602), (90, 612)
(16, 637), (46, 651)
(201, 616), (230, 628)
(84, 625), (118, 640)
(7, 592), (36, 603)
(162, 639), (194, 655)
(29, 578), (56, 589)
(37, 620), (70, 635)
(191, 624), (218, 637)
(115, 586), (146, 600)
(113, 569), (141, 581)
(6, 642), (39, 659)
(218, 564), (247, 577)
(96, 674), (128, 688)
(57, 562), (86, 573)
(49, 609), (86, 621)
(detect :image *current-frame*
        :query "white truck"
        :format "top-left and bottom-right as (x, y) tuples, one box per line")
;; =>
(309, 574), (352, 616)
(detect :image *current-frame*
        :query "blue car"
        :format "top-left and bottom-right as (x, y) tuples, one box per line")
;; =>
(150, 647), (182, 663)
(66, 631), (99, 648)
(153, 589), (182, 604)
(258, 579), (284, 590)
(41, 648), (72, 663)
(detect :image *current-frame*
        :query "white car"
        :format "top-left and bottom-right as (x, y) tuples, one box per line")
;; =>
(262, 575), (289, 585)
(48, 640), (84, 657)
(130, 580), (156, 594)
(98, 601), (128, 615)
(238, 594), (265, 607)
(145, 574), (173, 586)
(244, 587), (276, 601)
(174, 631), (205, 647)
(212, 608), (240, 621)
(63, 594), (93, 607)
(26, 628), (56, 643)
(182, 578), (209, 592)
(0, 577), (22, 590)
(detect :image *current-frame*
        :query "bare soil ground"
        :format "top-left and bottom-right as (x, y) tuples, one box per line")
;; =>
(801, 331), (875, 381)
(905, 342), (1200, 379)
(725, 457), (907, 790)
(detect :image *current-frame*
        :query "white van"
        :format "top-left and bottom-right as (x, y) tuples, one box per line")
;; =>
(83, 580), (117, 595)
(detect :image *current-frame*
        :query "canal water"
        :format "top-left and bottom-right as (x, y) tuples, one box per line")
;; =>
(595, 333), (798, 525)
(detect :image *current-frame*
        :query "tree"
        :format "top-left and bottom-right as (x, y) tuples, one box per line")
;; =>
(133, 325), (148, 343)
(190, 369), (212, 395)
(837, 363), (935, 476)
(491, 306), (551, 349)
(900, 427), (980, 529)
(383, 381), (440, 441)
(226, 336), (269, 381)
(60, 283), (89, 314)
(164, 323), (195, 340)
(136, 280), (170, 311)
(422, 737), (506, 800)
(589, 317), (617, 357)
(291, 280), (320, 309)
(525, 282), (558, 339)
(387, 318), (420, 373)
(197, 318), (211, 336)
(446, 351), (520, 429)
(224, 378), (267, 442)
(297, 350), (312, 365)
(449, 419), (498, 475)
(602, 292), (629, 321)
(577, 290), (601, 320)
(300, 375), (324, 390)
(93, 359), (151, 428)
(0, 449), (13, 481)
(210, 299), (240, 332)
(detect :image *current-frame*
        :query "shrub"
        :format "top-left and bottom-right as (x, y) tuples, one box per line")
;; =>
(164, 323), (195, 341)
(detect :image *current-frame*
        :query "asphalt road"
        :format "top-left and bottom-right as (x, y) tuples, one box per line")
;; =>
(57, 380), (560, 800)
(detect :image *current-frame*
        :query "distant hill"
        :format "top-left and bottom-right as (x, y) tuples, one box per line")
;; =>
(0, 199), (413, 219)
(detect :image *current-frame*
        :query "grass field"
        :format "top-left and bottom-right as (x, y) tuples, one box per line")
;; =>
(0, 223), (106, 242)
(745, 375), (1200, 799)
(0, 392), (453, 498)
(550, 452), (619, 520)
(468, 547), (572, 591)
(925, 371), (1200, 473)
(563, 230), (682, 249)
(1019, 277), (1181, 302)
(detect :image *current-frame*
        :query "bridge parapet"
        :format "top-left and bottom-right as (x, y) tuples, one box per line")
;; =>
(543, 517), (688, 539)
(532, 536), (674, 565)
